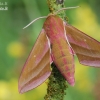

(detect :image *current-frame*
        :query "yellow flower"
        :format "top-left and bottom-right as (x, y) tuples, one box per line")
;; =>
(0, 79), (26, 100)
(75, 62), (92, 92)
(0, 81), (10, 100)
(33, 82), (47, 99)
(7, 41), (25, 58)
(73, 3), (100, 39)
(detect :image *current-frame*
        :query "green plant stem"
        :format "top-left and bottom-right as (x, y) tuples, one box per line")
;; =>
(44, 0), (68, 100)
(44, 63), (68, 100)
(47, 0), (66, 19)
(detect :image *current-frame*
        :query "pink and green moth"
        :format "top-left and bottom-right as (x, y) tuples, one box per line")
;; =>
(18, 7), (100, 93)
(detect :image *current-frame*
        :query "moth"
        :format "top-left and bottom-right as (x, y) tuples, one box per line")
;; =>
(18, 9), (100, 94)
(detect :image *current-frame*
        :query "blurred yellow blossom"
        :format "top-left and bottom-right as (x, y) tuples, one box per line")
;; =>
(0, 79), (26, 100)
(36, 81), (47, 95)
(7, 41), (25, 58)
(31, 81), (47, 100)
(0, 81), (10, 100)
(74, 3), (100, 40)
(75, 62), (93, 92)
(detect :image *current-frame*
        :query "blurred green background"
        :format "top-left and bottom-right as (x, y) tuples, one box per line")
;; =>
(0, 0), (100, 100)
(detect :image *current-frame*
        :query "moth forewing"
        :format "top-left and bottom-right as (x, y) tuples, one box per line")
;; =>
(65, 24), (100, 67)
(18, 29), (51, 93)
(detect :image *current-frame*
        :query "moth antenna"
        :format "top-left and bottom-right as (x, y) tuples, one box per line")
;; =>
(23, 16), (47, 29)
(55, 6), (80, 14)
(23, 6), (79, 29)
